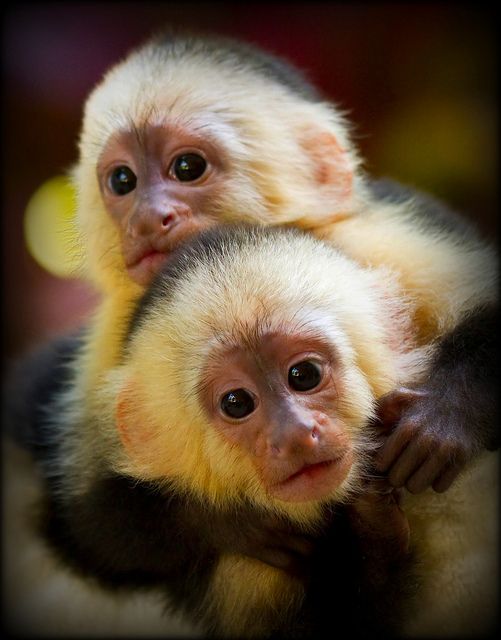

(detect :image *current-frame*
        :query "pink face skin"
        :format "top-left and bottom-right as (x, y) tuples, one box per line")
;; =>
(201, 332), (355, 503)
(97, 123), (229, 286)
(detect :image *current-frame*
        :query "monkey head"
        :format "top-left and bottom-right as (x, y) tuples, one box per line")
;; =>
(73, 33), (361, 292)
(106, 226), (423, 525)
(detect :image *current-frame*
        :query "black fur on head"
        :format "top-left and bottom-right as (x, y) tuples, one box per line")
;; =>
(125, 223), (307, 348)
(146, 26), (323, 102)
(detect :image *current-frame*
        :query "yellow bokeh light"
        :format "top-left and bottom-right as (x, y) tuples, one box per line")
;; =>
(24, 175), (82, 278)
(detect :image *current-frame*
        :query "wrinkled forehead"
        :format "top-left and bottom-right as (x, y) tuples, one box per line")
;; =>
(79, 48), (285, 160)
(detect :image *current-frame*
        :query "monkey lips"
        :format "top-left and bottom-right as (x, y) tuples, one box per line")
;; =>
(269, 450), (353, 503)
(125, 219), (213, 286)
(127, 249), (168, 285)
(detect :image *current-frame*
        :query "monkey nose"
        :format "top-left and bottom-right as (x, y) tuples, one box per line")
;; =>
(270, 422), (320, 457)
(161, 212), (176, 230)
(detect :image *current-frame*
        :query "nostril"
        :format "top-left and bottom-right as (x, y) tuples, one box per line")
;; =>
(161, 213), (175, 228)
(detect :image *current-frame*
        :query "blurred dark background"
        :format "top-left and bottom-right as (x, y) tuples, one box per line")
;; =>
(2, 2), (498, 363)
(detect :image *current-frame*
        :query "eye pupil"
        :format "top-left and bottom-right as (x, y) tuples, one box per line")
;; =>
(221, 389), (255, 419)
(110, 166), (137, 195)
(173, 154), (207, 182)
(288, 361), (322, 392)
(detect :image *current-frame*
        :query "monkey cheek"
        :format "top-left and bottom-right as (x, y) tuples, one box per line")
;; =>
(268, 451), (353, 503)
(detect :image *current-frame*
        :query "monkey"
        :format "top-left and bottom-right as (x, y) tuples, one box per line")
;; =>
(3, 28), (498, 632)
(62, 29), (497, 500)
(32, 224), (498, 638)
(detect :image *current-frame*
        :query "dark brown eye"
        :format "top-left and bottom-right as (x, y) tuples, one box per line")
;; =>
(172, 153), (207, 182)
(109, 166), (137, 195)
(221, 389), (255, 419)
(288, 361), (322, 392)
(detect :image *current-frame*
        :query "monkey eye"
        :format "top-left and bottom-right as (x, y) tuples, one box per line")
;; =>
(288, 361), (322, 392)
(220, 389), (255, 419)
(172, 153), (207, 182)
(109, 166), (137, 195)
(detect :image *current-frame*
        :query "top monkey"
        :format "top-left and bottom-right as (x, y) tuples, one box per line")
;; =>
(69, 29), (498, 495)
(74, 31), (358, 291)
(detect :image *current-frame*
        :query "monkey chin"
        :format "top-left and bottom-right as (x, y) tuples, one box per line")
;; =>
(270, 450), (353, 503)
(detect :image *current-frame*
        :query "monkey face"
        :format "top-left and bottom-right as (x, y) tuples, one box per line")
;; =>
(200, 331), (355, 503)
(76, 35), (359, 292)
(97, 123), (229, 286)
(114, 226), (405, 512)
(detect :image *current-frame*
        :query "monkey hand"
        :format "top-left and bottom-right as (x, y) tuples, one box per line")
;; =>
(200, 505), (315, 579)
(348, 478), (410, 554)
(373, 385), (484, 494)
(346, 477), (410, 587)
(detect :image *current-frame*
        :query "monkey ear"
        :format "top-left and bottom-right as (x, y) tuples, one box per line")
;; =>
(116, 380), (153, 456)
(300, 128), (355, 203)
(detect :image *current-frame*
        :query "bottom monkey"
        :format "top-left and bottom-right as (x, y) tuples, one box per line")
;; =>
(10, 225), (499, 636)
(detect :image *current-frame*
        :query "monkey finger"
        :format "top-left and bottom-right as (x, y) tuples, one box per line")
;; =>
(405, 456), (446, 494)
(386, 439), (429, 488)
(432, 464), (462, 493)
(350, 482), (405, 521)
(375, 387), (427, 433)
(374, 420), (416, 472)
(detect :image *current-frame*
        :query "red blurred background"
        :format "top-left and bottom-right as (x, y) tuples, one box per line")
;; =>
(2, 3), (498, 364)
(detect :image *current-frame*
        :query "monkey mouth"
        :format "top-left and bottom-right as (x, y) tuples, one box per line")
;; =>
(287, 460), (335, 482)
(126, 223), (209, 286)
(270, 452), (352, 503)
(127, 250), (169, 286)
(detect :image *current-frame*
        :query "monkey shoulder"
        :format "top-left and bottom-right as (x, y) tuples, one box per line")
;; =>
(367, 177), (481, 240)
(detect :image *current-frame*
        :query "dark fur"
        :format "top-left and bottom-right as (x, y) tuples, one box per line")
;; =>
(423, 304), (499, 452)
(38, 466), (412, 637)
(150, 29), (323, 103)
(368, 177), (483, 239)
(2, 332), (83, 454)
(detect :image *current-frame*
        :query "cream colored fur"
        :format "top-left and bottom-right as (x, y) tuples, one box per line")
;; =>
(402, 452), (499, 637)
(74, 38), (359, 294)
(69, 34), (497, 406)
(317, 201), (498, 342)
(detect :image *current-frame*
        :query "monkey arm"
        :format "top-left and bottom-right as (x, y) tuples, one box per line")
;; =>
(39, 471), (315, 601)
(38, 474), (217, 617)
(180, 498), (315, 580)
(3, 332), (84, 453)
(319, 181), (498, 493)
(294, 484), (413, 636)
(346, 479), (410, 578)
(343, 481), (415, 633)
(375, 303), (499, 493)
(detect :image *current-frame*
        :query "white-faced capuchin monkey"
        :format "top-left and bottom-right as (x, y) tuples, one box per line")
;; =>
(33, 225), (498, 638)
(3, 29), (498, 632)
(65, 29), (497, 495)
(7, 29), (497, 497)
